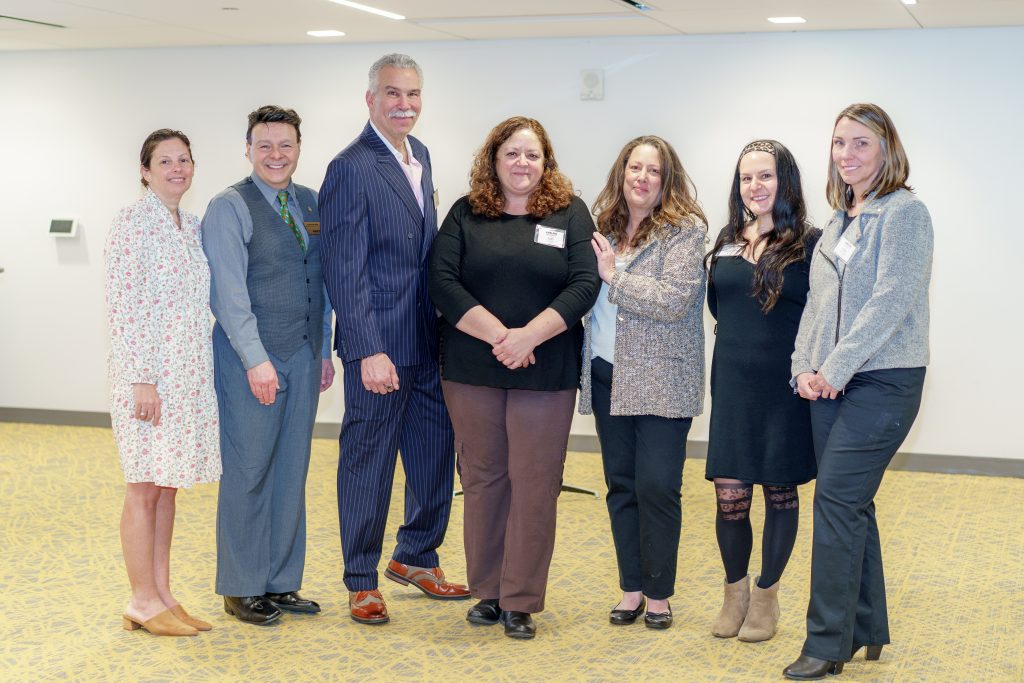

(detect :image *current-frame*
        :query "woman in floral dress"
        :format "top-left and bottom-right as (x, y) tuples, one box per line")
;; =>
(105, 129), (221, 637)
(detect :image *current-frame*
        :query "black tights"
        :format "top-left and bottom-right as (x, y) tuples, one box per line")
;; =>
(714, 482), (799, 589)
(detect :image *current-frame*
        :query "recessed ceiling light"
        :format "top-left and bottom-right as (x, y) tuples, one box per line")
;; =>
(325, 1), (405, 21)
(767, 16), (807, 24)
(307, 29), (346, 37)
(901, 0), (918, 5)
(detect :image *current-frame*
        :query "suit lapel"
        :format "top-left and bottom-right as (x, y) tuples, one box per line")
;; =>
(417, 146), (436, 263)
(362, 124), (424, 224)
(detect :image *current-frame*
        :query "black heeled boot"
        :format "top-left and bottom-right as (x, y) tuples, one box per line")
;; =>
(783, 654), (843, 680)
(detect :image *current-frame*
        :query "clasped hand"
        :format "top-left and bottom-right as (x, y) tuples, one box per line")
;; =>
(795, 371), (840, 401)
(492, 328), (537, 370)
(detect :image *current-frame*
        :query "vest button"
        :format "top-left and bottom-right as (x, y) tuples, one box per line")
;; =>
(407, 233), (413, 238)
(306, 279), (310, 283)
(303, 335), (308, 340)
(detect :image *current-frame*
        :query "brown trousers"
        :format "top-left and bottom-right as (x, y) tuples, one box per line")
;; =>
(441, 380), (576, 614)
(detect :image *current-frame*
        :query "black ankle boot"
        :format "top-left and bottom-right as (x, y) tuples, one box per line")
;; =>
(783, 654), (843, 680)
(851, 644), (884, 660)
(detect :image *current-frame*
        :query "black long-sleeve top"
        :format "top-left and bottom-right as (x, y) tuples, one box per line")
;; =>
(428, 195), (600, 391)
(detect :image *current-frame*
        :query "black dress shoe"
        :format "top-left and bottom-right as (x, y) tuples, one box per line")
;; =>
(644, 603), (672, 630)
(265, 591), (321, 614)
(500, 610), (536, 639)
(223, 595), (282, 625)
(466, 599), (501, 625)
(783, 655), (843, 680)
(609, 598), (646, 625)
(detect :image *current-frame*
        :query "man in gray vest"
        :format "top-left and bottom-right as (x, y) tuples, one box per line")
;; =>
(202, 105), (334, 625)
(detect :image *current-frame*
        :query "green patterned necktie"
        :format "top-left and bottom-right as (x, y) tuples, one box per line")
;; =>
(277, 190), (306, 252)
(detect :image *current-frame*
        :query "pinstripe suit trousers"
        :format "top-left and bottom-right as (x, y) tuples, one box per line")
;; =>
(337, 359), (455, 591)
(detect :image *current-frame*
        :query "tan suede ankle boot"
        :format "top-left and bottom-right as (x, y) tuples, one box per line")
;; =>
(738, 578), (780, 642)
(711, 575), (750, 638)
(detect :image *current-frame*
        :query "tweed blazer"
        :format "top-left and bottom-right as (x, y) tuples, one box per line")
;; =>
(791, 188), (932, 390)
(579, 219), (707, 418)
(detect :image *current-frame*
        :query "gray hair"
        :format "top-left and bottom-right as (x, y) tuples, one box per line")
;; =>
(368, 53), (423, 92)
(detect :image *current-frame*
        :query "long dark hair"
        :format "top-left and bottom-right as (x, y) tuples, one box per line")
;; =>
(705, 139), (816, 312)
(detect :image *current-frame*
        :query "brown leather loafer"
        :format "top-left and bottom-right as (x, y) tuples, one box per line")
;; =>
(384, 560), (471, 600)
(349, 589), (389, 625)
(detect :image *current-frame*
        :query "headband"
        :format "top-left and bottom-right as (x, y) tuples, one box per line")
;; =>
(740, 140), (776, 157)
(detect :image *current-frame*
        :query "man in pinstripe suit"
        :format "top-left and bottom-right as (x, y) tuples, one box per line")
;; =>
(319, 53), (468, 625)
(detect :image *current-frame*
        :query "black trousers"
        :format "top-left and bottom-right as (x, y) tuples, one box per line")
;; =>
(802, 367), (925, 661)
(591, 357), (692, 600)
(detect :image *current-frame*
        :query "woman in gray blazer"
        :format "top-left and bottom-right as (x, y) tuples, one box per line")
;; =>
(579, 135), (706, 629)
(783, 104), (933, 680)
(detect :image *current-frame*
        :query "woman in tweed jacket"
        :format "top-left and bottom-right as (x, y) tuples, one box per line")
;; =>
(579, 135), (706, 629)
(783, 104), (932, 680)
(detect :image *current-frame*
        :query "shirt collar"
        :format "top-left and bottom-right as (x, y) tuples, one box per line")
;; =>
(249, 172), (296, 205)
(368, 119), (419, 166)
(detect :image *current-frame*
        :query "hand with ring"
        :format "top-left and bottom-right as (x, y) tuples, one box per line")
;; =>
(132, 383), (162, 426)
(591, 231), (617, 284)
(361, 353), (400, 395)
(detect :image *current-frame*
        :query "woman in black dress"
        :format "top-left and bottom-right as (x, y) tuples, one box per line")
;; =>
(704, 140), (819, 643)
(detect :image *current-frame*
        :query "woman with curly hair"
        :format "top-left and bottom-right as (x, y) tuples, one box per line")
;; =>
(579, 135), (707, 630)
(429, 116), (599, 639)
(704, 139), (819, 644)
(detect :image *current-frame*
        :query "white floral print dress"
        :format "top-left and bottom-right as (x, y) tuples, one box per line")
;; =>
(104, 189), (221, 488)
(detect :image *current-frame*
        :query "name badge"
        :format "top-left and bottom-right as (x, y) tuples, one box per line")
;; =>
(834, 237), (856, 263)
(534, 224), (566, 249)
(187, 244), (208, 263)
(432, 189), (440, 210)
(718, 244), (743, 257)
(304, 221), (321, 235)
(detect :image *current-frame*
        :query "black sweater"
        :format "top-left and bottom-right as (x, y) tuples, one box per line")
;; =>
(428, 195), (600, 391)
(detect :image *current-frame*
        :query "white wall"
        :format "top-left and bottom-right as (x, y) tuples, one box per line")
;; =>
(1, 28), (1021, 459)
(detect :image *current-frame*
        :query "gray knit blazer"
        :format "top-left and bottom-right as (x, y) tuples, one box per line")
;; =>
(579, 220), (706, 418)
(792, 188), (932, 389)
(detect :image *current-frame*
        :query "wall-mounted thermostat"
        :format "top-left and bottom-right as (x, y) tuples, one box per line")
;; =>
(581, 69), (604, 101)
(49, 219), (78, 238)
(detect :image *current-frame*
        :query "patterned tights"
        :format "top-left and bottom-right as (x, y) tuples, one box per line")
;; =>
(714, 482), (799, 589)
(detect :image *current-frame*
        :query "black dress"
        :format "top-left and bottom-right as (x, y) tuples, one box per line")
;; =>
(704, 236), (818, 485)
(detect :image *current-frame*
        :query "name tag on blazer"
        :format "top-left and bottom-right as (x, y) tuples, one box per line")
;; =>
(304, 221), (321, 235)
(433, 189), (440, 210)
(534, 224), (566, 249)
(834, 237), (856, 262)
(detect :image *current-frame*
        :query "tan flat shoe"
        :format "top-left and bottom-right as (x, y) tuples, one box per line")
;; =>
(123, 609), (198, 636)
(170, 604), (213, 631)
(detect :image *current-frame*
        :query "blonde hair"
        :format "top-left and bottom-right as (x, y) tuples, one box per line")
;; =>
(826, 103), (912, 210)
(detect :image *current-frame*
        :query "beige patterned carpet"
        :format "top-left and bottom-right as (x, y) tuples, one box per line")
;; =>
(1, 422), (1021, 682)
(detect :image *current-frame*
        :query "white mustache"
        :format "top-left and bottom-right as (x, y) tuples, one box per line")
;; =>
(389, 110), (416, 119)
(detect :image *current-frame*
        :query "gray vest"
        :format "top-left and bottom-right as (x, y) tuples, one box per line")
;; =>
(233, 178), (323, 360)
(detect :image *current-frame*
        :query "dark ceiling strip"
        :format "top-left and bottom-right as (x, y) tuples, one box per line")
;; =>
(0, 15), (67, 29)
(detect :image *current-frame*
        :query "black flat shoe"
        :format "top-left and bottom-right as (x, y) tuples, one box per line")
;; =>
(224, 595), (282, 625)
(644, 603), (672, 630)
(783, 654), (843, 680)
(851, 644), (884, 661)
(265, 591), (321, 614)
(609, 598), (646, 625)
(466, 599), (501, 625)
(500, 610), (536, 639)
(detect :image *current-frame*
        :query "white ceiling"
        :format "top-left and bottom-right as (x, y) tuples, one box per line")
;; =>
(2, 0), (1023, 51)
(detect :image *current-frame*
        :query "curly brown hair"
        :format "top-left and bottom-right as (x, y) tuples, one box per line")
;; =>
(468, 116), (574, 219)
(592, 135), (706, 249)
